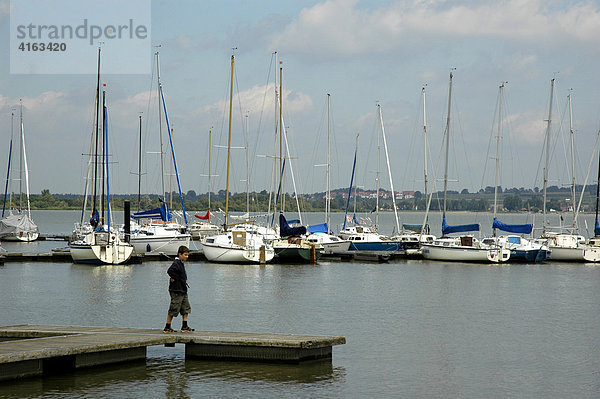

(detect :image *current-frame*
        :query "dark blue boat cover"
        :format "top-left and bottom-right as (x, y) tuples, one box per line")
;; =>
(442, 216), (479, 235)
(132, 202), (170, 221)
(280, 213), (306, 237)
(308, 223), (328, 234)
(595, 218), (600, 237)
(492, 218), (532, 234)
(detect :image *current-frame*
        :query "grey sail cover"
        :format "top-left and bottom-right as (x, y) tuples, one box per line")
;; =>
(0, 213), (39, 238)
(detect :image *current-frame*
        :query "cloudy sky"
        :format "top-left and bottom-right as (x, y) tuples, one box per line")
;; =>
(1, 0), (600, 199)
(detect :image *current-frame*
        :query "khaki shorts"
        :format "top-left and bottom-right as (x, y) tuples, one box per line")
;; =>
(168, 291), (191, 317)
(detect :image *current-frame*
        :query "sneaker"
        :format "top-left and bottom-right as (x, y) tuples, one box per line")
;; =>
(163, 327), (176, 333)
(180, 326), (195, 332)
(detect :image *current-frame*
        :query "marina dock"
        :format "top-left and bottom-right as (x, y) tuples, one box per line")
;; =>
(0, 325), (346, 381)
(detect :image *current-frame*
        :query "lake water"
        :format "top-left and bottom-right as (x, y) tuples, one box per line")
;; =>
(1, 211), (600, 398)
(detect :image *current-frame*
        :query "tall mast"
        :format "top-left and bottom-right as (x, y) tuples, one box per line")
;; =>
(245, 112), (250, 215)
(156, 51), (166, 201)
(208, 128), (212, 212)
(224, 53), (235, 231)
(326, 93), (331, 230)
(443, 72), (453, 219)
(101, 90), (106, 224)
(170, 127), (174, 209)
(279, 64), (284, 213)
(379, 104), (400, 234)
(92, 47), (101, 215)
(2, 111), (14, 217)
(493, 82), (505, 237)
(595, 128), (600, 236)
(542, 78), (555, 234)
(568, 91), (576, 226)
(18, 100), (23, 212)
(422, 86), (429, 200)
(375, 104), (381, 228)
(19, 101), (32, 218)
(137, 114), (142, 212)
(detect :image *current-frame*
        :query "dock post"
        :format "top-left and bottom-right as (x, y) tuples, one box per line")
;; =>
(124, 201), (131, 243)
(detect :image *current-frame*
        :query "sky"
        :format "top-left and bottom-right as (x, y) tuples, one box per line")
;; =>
(1, 0), (600, 199)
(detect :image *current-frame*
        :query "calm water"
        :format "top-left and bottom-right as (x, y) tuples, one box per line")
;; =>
(1, 211), (600, 398)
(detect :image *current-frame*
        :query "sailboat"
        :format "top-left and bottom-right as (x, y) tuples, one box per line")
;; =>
(0, 103), (39, 242)
(305, 94), (350, 255)
(533, 81), (588, 261)
(69, 85), (134, 265)
(189, 129), (221, 239)
(583, 132), (600, 261)
(481, 83), (548, 262)
(337, 105), (404, 257)
(420, 72), (510, 263)
(202, 54), (275, 263)
(129, 52), (191, 256)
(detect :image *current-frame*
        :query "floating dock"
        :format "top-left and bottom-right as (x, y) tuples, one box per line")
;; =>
(0, 325), (346, 381)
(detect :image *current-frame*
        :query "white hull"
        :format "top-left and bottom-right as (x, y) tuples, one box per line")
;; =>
(202, 231), (274, 263)
(70, 231), (133, 265)
(3, 231), (39, 242)
(130, 234), (191, 255)
(547, 246), (585, 261)
(421, 243), (510, 263)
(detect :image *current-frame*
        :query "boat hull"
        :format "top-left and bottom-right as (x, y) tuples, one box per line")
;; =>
(421, 244), (510, 263)
(202, 242), (275, 263)
(547, 246), (585, 261)
(70, 232), (133, 265)
(510, 248), (548, 262)
(130, 234), (191, 256)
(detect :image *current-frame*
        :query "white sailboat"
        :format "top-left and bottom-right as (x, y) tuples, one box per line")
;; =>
(420, 72), (510, 263)
(533, 81), (587, 261)
(305, 94), (349, 255)
(202, 54), (275, 263)
(0, 103), (39, 242)
(70, 78), (133, 265)
(483, 82), (548, 262)
(129, 52), (190, 256)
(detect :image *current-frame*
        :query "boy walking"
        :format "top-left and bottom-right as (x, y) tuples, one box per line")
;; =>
(164, 245), (195, 333)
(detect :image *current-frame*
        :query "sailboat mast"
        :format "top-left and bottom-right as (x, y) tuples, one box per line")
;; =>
(92, 47), (101, 215)
(379, 104), (400, 234)
(542, 78), (554, 234)
(170, 127), (174, 209)
(224, 54), (235, 231)
(20, 102), (32, 218)
(18, 101), (23, 212)
(156, 52), (166, 201)
(376, 104), (381, 228)
(327, 93), (331, 230)
(493, 82), (505, 237)
(443, 72), (453, 219)
(245, 112), (250, 215)
(595, 129), (600, 235)
(208, 129), (212, 212)
(568, 91), (576, 225)
(2, 112), (14, 217)
(137, 115), (142, 212)
(101, 90), (106, 224)
(279, 65), (284, 213)
(423, 86), (429, 200)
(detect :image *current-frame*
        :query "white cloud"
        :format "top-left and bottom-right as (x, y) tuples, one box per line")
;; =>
(201, 83), (313, 118)
(269, 0), (600, 57)
(505, 109), (546, 145)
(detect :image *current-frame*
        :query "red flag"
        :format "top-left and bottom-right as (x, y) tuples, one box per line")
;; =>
(195, 210), (210, 220)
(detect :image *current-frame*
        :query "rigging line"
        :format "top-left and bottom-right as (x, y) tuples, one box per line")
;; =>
(401, 90), (421, 193)
(479, 87), (501, 191)
(251, 53), (275, 191)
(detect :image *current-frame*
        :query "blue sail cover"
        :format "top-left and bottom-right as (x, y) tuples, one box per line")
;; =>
(442, 216), (479, 235)
(595, 218), (600, 237)
(308, 223), (328, 234)
(279, 213), (307, 237)
(492, 218), (532, 234)
(132, 202), (170, 221)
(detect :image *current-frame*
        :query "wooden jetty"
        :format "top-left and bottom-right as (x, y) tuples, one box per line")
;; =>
(0, 325), (346, 381)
